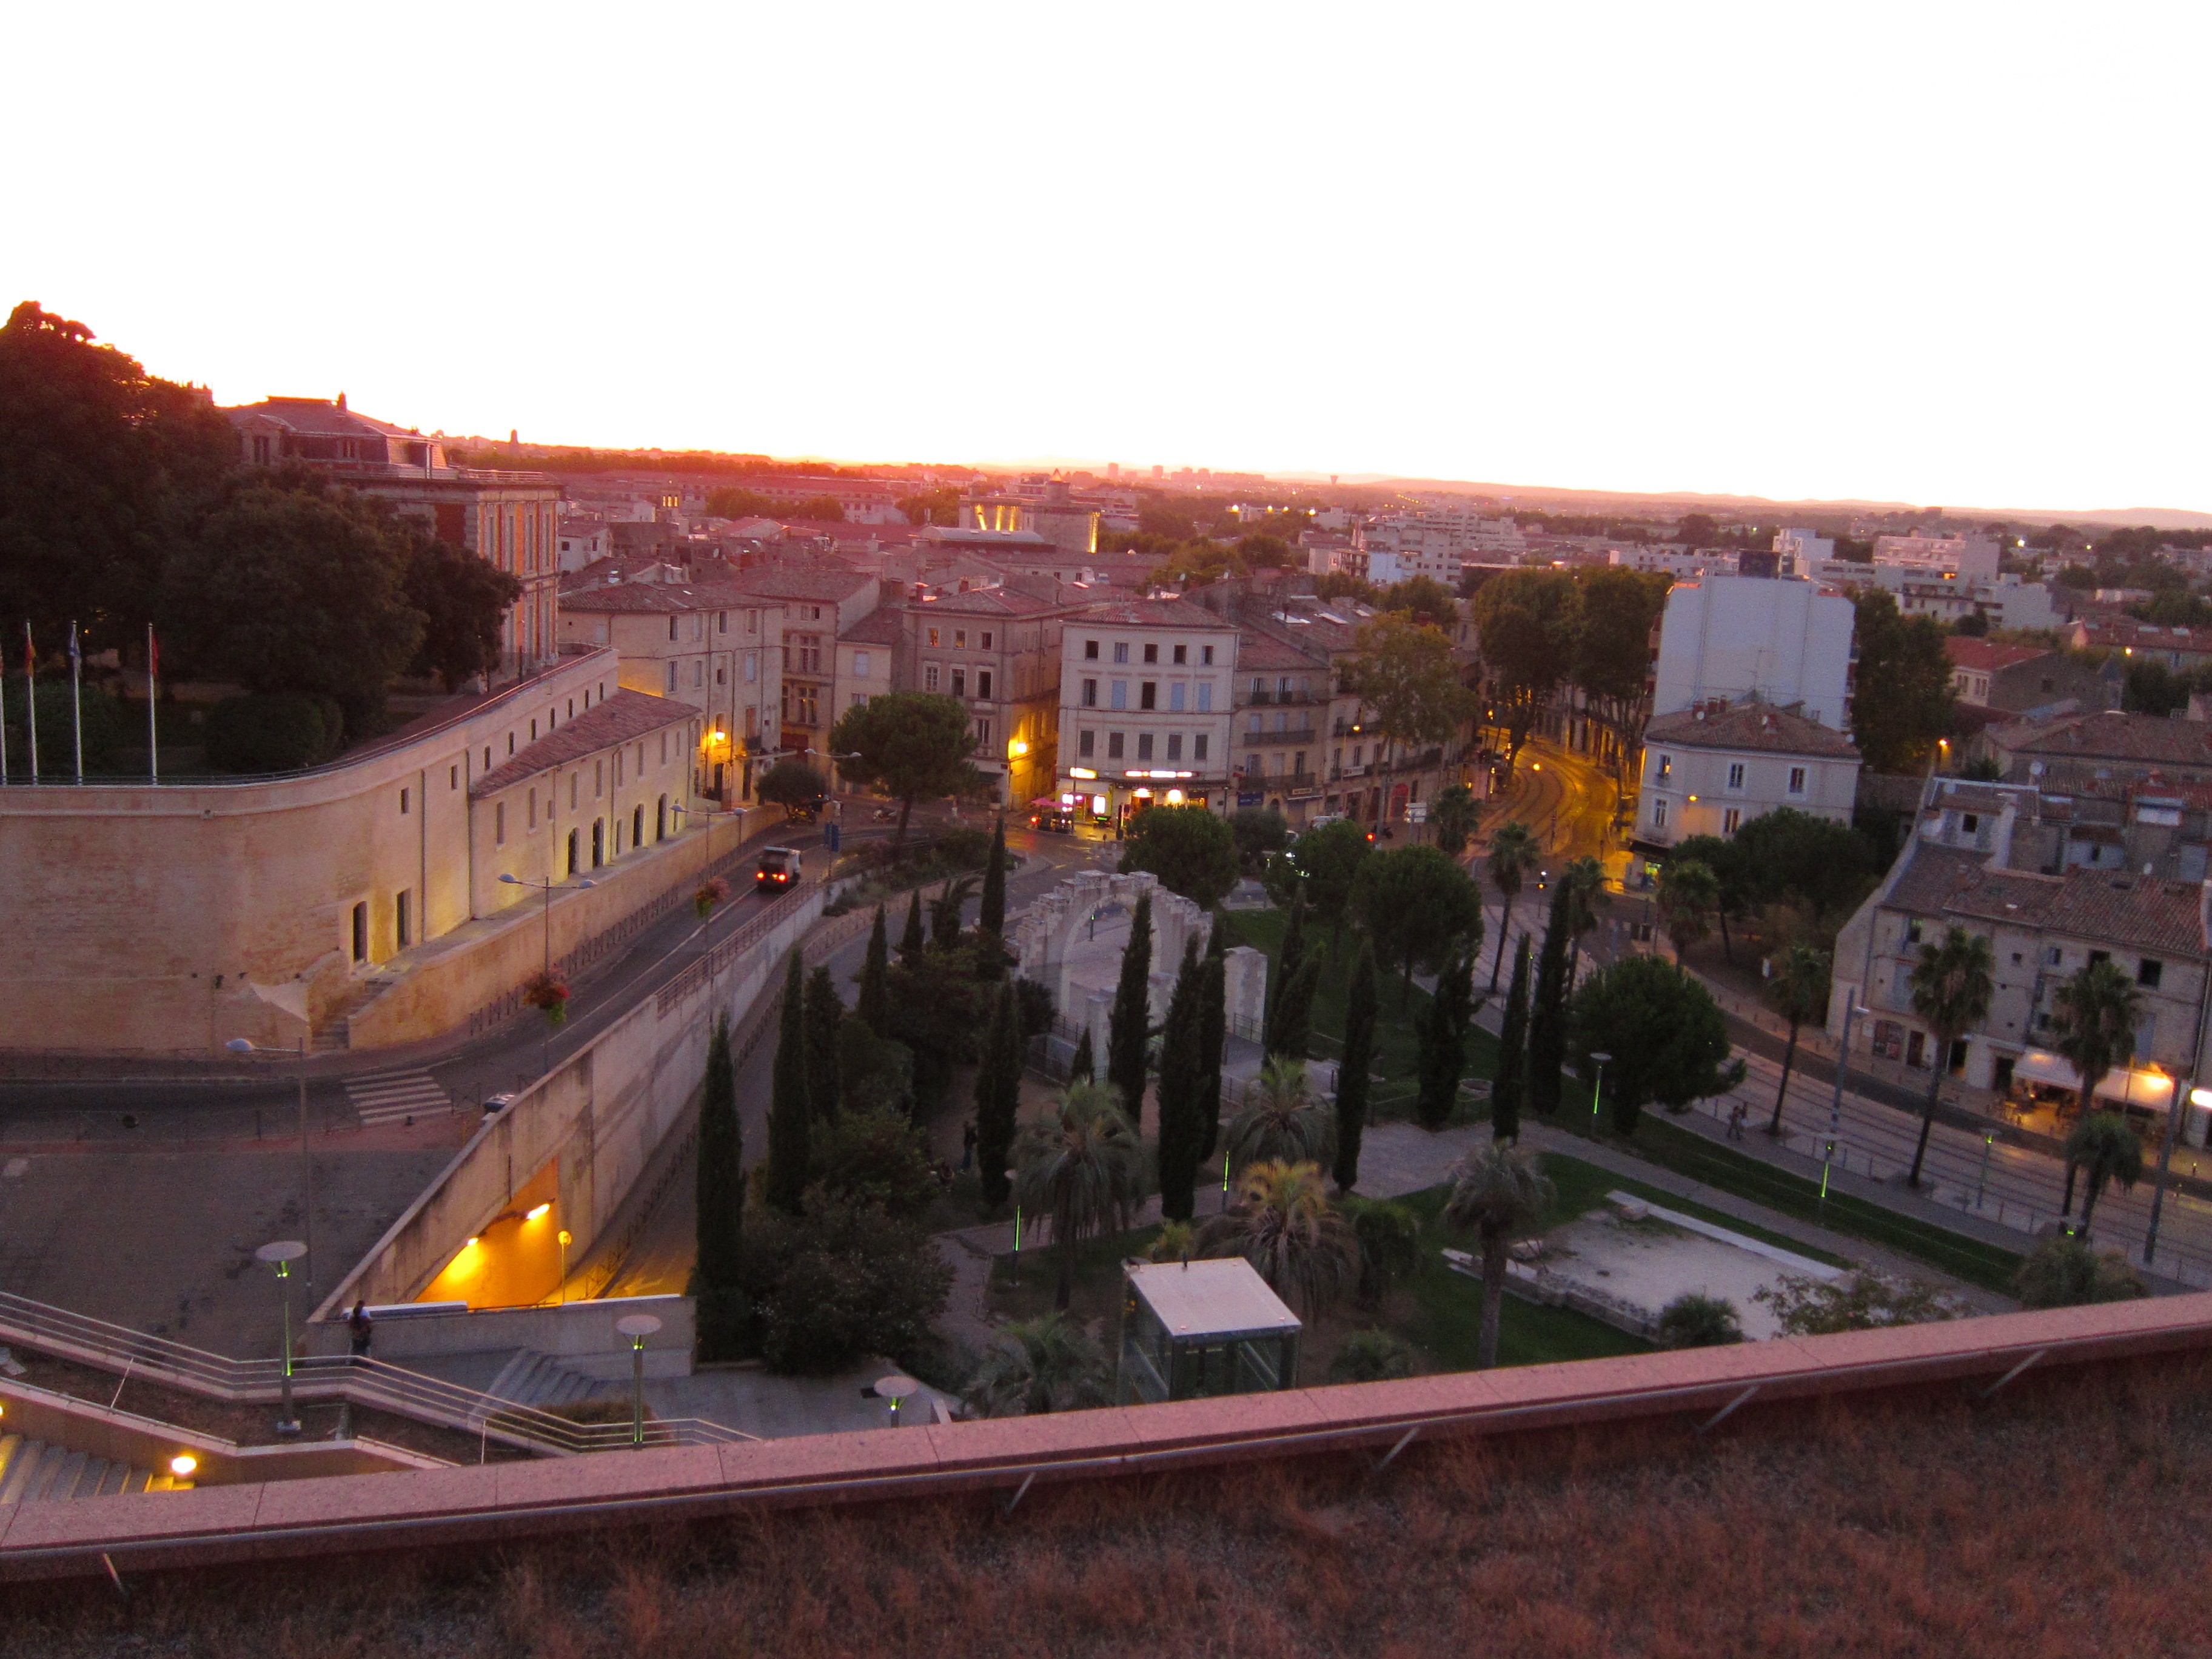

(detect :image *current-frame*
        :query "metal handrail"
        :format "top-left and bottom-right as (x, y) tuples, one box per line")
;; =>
(0, 1290), (757, 1455)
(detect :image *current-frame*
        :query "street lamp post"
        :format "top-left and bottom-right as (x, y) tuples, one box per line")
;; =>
(498, 872), (597, 1076)
(255, 1239), (307, 1435)
(229, 1037), (315, 1301)
(1588, 1052), (1611, 1131)
(615, 1313), (662, 1447)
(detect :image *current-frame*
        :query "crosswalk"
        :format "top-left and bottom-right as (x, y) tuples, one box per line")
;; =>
(346, 1068), (452, 1128)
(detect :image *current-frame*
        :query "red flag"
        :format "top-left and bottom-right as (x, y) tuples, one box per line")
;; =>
(147, 625), (159, 684)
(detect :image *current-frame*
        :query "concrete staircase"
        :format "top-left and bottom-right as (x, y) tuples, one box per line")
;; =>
(311, 975), (396, 1051)
(480, 1351), (605, 1414)
(0, 1433), (160, 1503)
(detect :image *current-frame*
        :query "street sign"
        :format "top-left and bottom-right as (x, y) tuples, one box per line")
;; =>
(1406, 803), (1428, 823)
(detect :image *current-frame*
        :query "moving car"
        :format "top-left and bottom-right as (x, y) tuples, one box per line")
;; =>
(756, 846), (803, 893)
(1028, 801), (1075, 834)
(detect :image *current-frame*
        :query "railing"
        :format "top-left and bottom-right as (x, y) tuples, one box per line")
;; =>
(0, 1290), (757, 1456)
(1238, 727), (1320, 746)
(1241, 689), (1325, 707)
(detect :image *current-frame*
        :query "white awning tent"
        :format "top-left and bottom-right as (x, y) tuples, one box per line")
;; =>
(2010, 1050), (2175, 1111)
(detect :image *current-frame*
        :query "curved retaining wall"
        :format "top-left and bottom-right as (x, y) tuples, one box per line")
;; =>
(3, 1292), (2207, 1582)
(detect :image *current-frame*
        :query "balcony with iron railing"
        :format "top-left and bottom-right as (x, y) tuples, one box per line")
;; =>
(1236, 725), (1320, 746)
(1239, 688), (1327, 707)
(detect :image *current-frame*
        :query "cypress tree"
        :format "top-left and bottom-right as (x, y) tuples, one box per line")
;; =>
(856, 906), (891, 1038)
(1265, 883), (1307, 1057)
(1198, 914), (1228, 1161)
(1105, 891), (1153, 1119)
(976, 981), (1021, 1208)
(1333, 939), (1379, 1193)
(1155, 939), (1206, 1221)
(693, 1011), (745, 1360)
(899, 889), (926, 964)
(1526, 881), (1572, 1117)
(765, 951), (811, 1214)
(1490, 936), (1532, 1143)
(1415, 947), (1472, 1130)
(1069, 1025), (1095, 1082)
(977, 813), (1008, 979)
(803, 964), (843, 1124)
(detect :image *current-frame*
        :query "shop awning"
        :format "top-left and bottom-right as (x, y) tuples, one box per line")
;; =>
(2011, 1050), (2175, 1110)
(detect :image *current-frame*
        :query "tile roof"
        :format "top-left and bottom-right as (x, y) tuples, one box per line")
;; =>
(737, 566), (878, 603)
(1884, 845), (2206, 959)
(1234, 628), (1324, 671)
(2071, 618), (2212, 654)
(1644, 701), (1859, 758)
(917, 586), (1060, 616)
(225, 397), (419, 440)
(1073, 596), (1232, 630)
(839, 609), (906, 646)
(1988, 711), (2212, 768)
(472, 690), (698, 798)
(1945, 638), (2049, 672)
(559, 578), (773, 613)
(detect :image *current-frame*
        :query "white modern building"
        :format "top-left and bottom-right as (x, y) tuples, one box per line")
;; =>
(1872, 531), (2002, 580)
(1649, 575), (1854, 725)
(1774, 527), (1835, 575)
(1636, 700), (1861, 847)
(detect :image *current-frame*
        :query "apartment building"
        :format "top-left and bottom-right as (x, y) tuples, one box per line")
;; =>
(555, 581), (786, 804)
(1946, 637), (2119, 716)
(1056, 598), (1241, 824)
(1635, 699), (1860, 848)
(1872, 531), (2002, 579)
(1831, 778), (2212, 1145)
(1978, 708), (2212, 793)
(903, 585), (1071, 805)
(738, 566), (885, 765)
(1650, 575), (1854, 725)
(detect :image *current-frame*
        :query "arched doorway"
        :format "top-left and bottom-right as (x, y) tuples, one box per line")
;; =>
(591, 819), (605, 868)
(566, 829), (578, 876)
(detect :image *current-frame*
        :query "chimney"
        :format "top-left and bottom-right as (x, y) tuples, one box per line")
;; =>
(335, 391), (347, 410)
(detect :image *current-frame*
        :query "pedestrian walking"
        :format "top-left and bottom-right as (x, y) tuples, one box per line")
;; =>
(1726, 1099), (1748, 1142)
(347, 1299), (374, 1357)
(960, 1119), (977, 1173)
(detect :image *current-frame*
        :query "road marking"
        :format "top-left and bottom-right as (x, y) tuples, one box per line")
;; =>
(344, 1069), (452, 1127)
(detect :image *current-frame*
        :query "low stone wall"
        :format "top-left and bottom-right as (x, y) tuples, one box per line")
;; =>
(312, 884), (823, 1321)
(307, 1295), (693, 1379)
(6, 1292), (2208, 1580)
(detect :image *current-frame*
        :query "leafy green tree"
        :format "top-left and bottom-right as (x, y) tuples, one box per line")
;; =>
(1726, 808), (1879, 931)
(2013, 1234), (2148, 1308)
(1118, 804), (1239, 908)
(766, 952), (813, 1215)
(1012, 1081), (1147, 1310)
(1339, 1195), (1421, 1308)
(1657, 1293), (1744, 1348)
(803, 965), (843, 1125)
(1415, 947), (1473, 1130)
(1430, 783), (1479, 856)
(829, 692), (985, 845)
(929, 873), (977, 948)
(1677, 512), (1719, 548)
(756, 756), (828, 811)
(1230, 806), (1290, 870)
(1763, 945), (1832, 1136)
(883, 937), (987, 1118)
(743, 1196), (950, 1374)
(2051, 958), (2143, 1145)
(856, 907), (891, 1037)
(963, 1313), (1113, 1417)
(1197, 1158), (1361, 1316)
(1443, 1144), (1556, 1369)
(1904, 927), (1997, 1188)
(1349, 611), (1475, 766)
(1329, 1329), (1420, 1382)
(1569, 956), (1743, 1134)
(1484, 820), (1540, 991)
(1333, 939), (1379, 1191)
(1198, 919), (1228, 1162)
(1470, 569), (1577, 762)
(835, 1014), (912, 1118)
(1226, 1056), (1335, 1173)
(787, 494), (846, 521)
(805, 1108), (940, 1222)
(1490, 937), (1532, 1143)
(1571, 566), (1671, 779)
(402, 529), (522, 691)
(1668, 834), (1748, 960)
(2063, 1111), (2144, 1235)
(1378, 574), (1460, 625)
(1560, 855), (1609, 974)
(1656, 857), (1721, 960)
(1104, 891), (1155, 1120)
(1272, 817), (1371, 948)
(1524, 881), (1572, 1118)
(693, 1013), (746, 1361)
(1352, 844), (1484, 999)
(162, 481), (424, 738)
(1154, 940), (1208, 1222)
(974, 982), (1022, 1208)
(706, 486), (780, 520)
(1753, 1270), (1965, 1335)
(1849, 589), (1957, 774)
(0, 301), (235, 654)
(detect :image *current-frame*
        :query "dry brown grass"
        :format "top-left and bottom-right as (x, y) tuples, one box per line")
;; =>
(8, 1353), (2212, 1658)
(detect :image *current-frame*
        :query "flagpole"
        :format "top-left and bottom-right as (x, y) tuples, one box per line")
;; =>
(69, 620), (83, 783)
(147, 624), (159, 785)
(23, 622), (37, 785)
(1, 638), (10, 783)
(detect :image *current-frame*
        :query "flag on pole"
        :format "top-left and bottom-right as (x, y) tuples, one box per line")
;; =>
(22, 622), (37, 784)
(147, 623), (159, 785)
(68, 620), (83, 783)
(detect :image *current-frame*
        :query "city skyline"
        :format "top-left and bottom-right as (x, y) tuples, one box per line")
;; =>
(8, 4), (2208, 513)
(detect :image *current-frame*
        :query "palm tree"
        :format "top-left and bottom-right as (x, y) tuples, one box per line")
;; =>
(1654, 858), (1720, 963)
(1011, 1081), (1147, 1311)
(1561, 854), (1610, 977)
(1763, 944), (1832, 1136)
(1196, 1158), (1359, 1316)
(928, 873), (980, 948)
(1224, 1056), (1335, 1174)
(1904, 926), (1996, 1189)
(1484, 821), (1540, 992)
(1442, 1144), (1556, 1369)
(2063, 1111), (2145, 1236)
(2051, 956), (2144, 1164)
(963, 1313), (1113, 1417)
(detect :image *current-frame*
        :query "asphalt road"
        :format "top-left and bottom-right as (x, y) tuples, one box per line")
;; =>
(1478, 736), (1620, 872)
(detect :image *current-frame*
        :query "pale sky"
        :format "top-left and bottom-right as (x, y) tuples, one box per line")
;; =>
(10, 3), (2207, 512)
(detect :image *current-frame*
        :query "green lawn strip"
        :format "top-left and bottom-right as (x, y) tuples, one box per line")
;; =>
(1527, 1071), (2023, 1292)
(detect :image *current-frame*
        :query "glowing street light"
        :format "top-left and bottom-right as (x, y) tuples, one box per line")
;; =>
(615, 1313), (663, 1447)
(1589, 1052), (1612, 1128)
(255, 1239), (307, 1436)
